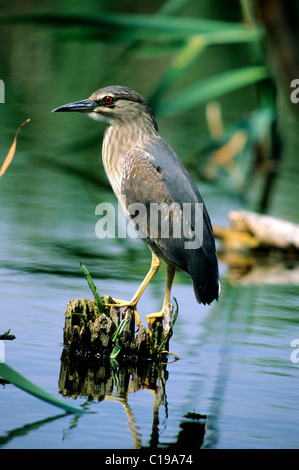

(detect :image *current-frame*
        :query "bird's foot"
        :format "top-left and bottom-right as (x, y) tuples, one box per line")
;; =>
(146, 308), (165, 332)
(103, 298), (141, 326)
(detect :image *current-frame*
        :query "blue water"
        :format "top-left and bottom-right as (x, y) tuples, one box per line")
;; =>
(1, 0), (299, 450)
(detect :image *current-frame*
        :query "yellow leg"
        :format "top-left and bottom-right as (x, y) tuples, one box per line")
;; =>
(103, 251), (160, 326)
(146, 265), (175, 329)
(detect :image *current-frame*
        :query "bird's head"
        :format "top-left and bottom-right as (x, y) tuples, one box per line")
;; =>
(52, 85), (158, 131)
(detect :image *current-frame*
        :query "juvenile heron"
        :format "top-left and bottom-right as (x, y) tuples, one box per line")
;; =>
(53, 86), (220, 327)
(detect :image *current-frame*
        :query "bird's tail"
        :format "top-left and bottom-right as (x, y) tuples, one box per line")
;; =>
(189, 256), (220, 305)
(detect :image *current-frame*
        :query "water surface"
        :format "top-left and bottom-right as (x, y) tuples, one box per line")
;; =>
(0, 0), (299, 450)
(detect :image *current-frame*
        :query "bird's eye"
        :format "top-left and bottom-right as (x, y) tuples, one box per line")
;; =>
(104, 96), (114, 106)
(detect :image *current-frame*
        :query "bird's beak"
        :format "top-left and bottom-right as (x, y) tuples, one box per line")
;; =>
(52, 98), (97, 113)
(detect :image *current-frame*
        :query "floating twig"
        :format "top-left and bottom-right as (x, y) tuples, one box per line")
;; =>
(0, 329), (16, 341)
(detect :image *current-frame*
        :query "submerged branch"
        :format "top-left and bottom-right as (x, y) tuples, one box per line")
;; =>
(0, 329), (16, 341)
(214, 210), (299, 252)
(214, 210), (299, 284)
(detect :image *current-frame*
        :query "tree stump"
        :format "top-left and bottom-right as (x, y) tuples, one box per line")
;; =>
(63, 296), (175, 363)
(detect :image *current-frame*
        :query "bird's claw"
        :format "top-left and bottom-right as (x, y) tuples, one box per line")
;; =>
(103, 299), (141, 326)
(146, 308), (165, 332)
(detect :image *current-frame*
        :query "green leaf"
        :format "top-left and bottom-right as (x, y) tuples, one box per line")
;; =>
(156, 65), (269, 117)
(158, 0), (192, 16)
(80, 263), (103, 314)
(3, 13), (261, 43)
(0, 363), (83, 414)
(149, 35), (207, 105)
(110, 316), (131, 361)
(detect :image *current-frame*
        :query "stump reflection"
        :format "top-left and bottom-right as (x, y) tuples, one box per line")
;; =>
(59, 348), (168, 402)
(58, 348), (169, 448)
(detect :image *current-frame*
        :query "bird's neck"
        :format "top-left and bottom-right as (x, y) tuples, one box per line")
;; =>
(102, 120), (158, 197)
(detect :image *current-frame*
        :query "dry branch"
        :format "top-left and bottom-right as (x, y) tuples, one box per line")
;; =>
(214, 210), (299, 252)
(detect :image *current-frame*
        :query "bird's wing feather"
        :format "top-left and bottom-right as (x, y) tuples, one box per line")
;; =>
(143, 136), (218, 265)
(121, 146), (219, 304)
(121, 147), (186, 268)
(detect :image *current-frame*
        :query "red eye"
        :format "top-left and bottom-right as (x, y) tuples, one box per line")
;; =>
(104, 96), (114, 105)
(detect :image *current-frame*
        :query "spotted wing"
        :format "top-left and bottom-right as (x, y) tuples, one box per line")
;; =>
(120, 147), (192, 270)
(120, 146), (219, 305)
